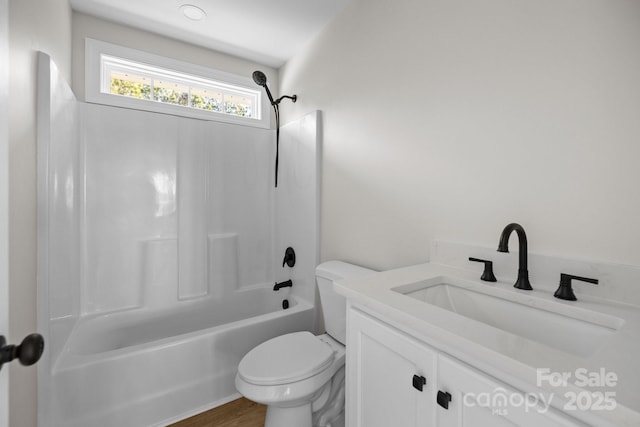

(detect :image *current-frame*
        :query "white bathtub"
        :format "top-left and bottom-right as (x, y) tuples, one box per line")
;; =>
(47, 289), (315, 427)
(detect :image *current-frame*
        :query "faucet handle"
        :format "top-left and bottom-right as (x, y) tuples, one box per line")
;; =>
(282, 247), (296, 268)
(554, 273), (599, 301)
(468, 257), (497, 282)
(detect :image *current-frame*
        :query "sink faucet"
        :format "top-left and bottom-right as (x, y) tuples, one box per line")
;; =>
(497, 223), (533, 290)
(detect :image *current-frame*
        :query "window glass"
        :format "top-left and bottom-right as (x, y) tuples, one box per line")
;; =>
(110, 70), (152, 100)
(102, 55), (260, 119)
(153, 79), (189, 106)
(190, 86), (223, 112)
(86, 39), (267, 127)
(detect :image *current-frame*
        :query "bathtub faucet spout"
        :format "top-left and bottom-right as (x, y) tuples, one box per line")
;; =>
(273, 280), (293, 291)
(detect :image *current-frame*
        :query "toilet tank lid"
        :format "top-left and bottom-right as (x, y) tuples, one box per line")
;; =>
(315, 261), (375, 281)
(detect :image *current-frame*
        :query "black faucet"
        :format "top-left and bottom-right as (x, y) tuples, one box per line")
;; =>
(468, 257), (497, 282)
(497, 223), (533, 290)
(273, 279), (293, 291)
(554, 273), (598, 301)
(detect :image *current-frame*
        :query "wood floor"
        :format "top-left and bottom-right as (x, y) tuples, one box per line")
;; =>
(169, 398), (266, 427)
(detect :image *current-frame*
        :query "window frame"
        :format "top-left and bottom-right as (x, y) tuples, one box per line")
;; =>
(85, 38), (270, 128)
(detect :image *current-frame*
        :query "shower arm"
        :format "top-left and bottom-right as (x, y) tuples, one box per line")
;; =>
(274, 95), (297, 105)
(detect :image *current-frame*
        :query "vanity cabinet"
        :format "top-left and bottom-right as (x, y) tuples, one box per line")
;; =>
(347, 307), (437, 427)
(437, 354), (584, 427)
(347, 306), (584, 427)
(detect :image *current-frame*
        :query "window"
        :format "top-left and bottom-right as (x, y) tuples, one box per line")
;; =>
(86, 39), (268, 128)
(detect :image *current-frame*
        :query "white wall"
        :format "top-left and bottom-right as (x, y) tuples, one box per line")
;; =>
(1, 0), (10, 425)
(72, 12), (278, 103)
(281, 0), (640, 271)
(8, 0), (72, 426)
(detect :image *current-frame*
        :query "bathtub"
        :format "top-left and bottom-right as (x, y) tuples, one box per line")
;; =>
(46, 288), (315, 427)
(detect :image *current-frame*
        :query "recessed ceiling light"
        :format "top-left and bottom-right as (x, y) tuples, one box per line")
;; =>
(180, 4), (207, 21)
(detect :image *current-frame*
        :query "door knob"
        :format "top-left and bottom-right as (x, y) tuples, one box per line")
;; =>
(0, 333), (45, 371)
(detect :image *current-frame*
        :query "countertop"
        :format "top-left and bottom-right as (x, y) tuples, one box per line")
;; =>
(335, 262), (640, 427)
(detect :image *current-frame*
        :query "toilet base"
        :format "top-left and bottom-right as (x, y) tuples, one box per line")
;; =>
(265, 402), (312, 427)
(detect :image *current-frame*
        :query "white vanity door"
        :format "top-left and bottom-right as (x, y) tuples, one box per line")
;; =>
(436, 354), (585, 427)
(347, 308), (437, 427)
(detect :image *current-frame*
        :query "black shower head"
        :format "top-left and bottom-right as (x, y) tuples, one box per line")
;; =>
(252, 70), (275, 105)
(252, 70), (268, 87)
(251, 70), (297, 189)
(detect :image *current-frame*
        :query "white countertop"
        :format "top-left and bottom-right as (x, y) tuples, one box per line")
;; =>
(335, 262), (640, 427)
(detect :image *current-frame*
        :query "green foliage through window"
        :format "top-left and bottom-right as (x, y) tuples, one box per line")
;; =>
(154, 86), (188, 106)
(103, 53), (260, 121)
(110, 79), (151, 100)
(191, 94), (222, 112)
(110, 77), (254, 117)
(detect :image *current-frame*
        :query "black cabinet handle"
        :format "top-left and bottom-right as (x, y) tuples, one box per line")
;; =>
(0, 333), (45, 371)
(412, 374), (426, 391)
(437, 390), (452, 409)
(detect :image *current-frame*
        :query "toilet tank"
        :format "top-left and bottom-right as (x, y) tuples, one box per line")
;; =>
(316, 261), (375, 344)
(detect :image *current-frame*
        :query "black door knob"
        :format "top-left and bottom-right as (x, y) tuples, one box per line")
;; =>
(0, 333), (45, 371)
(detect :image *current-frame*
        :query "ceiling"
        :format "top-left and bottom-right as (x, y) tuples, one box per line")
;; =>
(70, 0), (353, 68)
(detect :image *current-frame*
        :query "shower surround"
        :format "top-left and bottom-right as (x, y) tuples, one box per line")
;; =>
(37, 54), (320, 426)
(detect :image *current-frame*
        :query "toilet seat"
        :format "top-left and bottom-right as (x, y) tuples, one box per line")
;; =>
(238, 331), (335, 386)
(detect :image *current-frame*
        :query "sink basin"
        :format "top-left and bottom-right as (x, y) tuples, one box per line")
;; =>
(392, 277), (624, 357)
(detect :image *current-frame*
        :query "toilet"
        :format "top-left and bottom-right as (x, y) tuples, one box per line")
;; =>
(235, 261), (374, 427)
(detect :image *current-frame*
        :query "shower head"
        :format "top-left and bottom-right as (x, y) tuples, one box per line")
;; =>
(252, 70), (275, 105)
(252, 70), (297, 189)
(252, 71), (268, 87)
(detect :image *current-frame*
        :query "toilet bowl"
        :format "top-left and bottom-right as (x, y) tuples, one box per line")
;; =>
(235, 261), (374, 427)
(236, 332), (345, 427)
